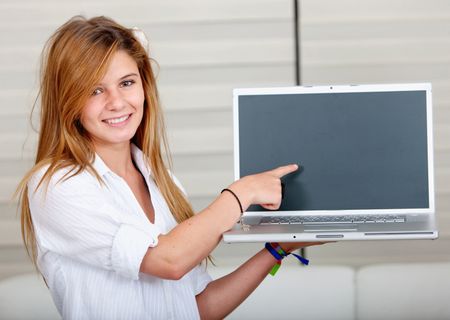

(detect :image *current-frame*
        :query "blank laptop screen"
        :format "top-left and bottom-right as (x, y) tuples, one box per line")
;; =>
(238, 90), (429, 211)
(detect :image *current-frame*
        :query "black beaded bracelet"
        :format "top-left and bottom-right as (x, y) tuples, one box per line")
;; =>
(221, 188), (243, 214)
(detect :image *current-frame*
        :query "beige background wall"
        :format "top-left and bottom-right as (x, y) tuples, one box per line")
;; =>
(0, 0), (449, 279)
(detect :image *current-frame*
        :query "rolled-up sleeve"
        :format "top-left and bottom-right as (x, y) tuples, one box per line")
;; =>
(28, 168), (160, 280)
(192, 264), (213, 295)
(111, 223), (159, 279)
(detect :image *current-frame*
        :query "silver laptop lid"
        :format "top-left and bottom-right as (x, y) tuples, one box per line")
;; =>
(233, 83), (435, 217)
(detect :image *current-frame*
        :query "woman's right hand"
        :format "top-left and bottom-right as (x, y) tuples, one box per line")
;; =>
(228, 164), (299, 211)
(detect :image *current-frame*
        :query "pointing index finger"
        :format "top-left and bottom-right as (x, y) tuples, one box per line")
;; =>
(271, 164), (299, 178)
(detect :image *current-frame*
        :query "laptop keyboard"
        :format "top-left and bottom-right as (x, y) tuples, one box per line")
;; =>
(259, 215), (406, 225)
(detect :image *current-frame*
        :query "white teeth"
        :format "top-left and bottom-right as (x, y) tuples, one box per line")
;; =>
(105, 115), (129, 124)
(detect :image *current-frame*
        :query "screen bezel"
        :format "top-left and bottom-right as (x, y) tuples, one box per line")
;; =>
(233, 83), (435, 217)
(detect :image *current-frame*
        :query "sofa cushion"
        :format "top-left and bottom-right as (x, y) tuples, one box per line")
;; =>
(208, 264), (355, 320)
(356, 262), (450, 320)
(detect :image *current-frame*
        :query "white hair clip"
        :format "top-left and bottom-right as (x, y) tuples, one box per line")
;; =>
(131, 27), (149, 53)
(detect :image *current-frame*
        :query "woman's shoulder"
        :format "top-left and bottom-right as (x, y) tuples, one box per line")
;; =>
(28, 162), (101, 196)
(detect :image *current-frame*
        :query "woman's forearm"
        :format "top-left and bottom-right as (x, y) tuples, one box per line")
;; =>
(195, 248), (277, 320)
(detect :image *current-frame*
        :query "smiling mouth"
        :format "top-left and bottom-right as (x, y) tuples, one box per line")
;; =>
(103, 114), (131, 125)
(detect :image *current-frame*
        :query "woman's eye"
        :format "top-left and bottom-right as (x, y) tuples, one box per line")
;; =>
(92, 88), (103, 96)
(121, 80), (135, 87)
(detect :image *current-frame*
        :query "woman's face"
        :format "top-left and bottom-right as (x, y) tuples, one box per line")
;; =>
(81, 50), (145, 149)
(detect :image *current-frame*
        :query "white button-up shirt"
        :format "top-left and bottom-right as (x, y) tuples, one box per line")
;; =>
(28, 144), (212, 320)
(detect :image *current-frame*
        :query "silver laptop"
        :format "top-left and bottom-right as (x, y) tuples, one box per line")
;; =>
(223, 83), (438, 242)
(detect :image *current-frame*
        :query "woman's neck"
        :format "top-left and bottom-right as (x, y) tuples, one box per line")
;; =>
(94, 142), (136, 178)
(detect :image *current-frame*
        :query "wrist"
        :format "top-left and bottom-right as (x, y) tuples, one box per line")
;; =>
(264, 242), (309, 276)
(220, 188), (243, 216)
(228, 179), (253, 211)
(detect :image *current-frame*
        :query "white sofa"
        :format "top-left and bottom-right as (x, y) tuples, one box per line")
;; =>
(1, 262), (450, 320)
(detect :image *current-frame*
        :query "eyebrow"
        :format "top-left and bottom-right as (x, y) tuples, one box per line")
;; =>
(119, 73), (139, 80)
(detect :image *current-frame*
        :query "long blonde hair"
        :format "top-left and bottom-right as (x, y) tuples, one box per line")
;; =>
(16, 16), (196, 267)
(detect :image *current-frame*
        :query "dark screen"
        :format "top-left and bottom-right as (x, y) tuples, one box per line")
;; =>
(238, 91), (429, 211)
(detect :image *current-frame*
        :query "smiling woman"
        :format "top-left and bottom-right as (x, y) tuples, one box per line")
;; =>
(81, 51), (145, 148)
(14, 15), (323, 320)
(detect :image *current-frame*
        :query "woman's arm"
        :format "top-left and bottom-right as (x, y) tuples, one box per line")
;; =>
(195, 242), (322, 319)
(139, 164), (298, 280)
(196, 248), (275, 320)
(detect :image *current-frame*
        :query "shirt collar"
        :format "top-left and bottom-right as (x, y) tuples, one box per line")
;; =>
(92, 143), (152, 178)
(92, 152), (110, 177)
(131, 143), (152, 178)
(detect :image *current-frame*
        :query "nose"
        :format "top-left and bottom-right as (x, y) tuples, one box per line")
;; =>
(105, 88), (126, 111)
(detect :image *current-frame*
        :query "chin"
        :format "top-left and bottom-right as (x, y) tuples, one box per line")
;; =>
(97, 133), (137, 146)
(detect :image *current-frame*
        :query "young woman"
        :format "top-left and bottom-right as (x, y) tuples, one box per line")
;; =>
(17, 15), (323, 319)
